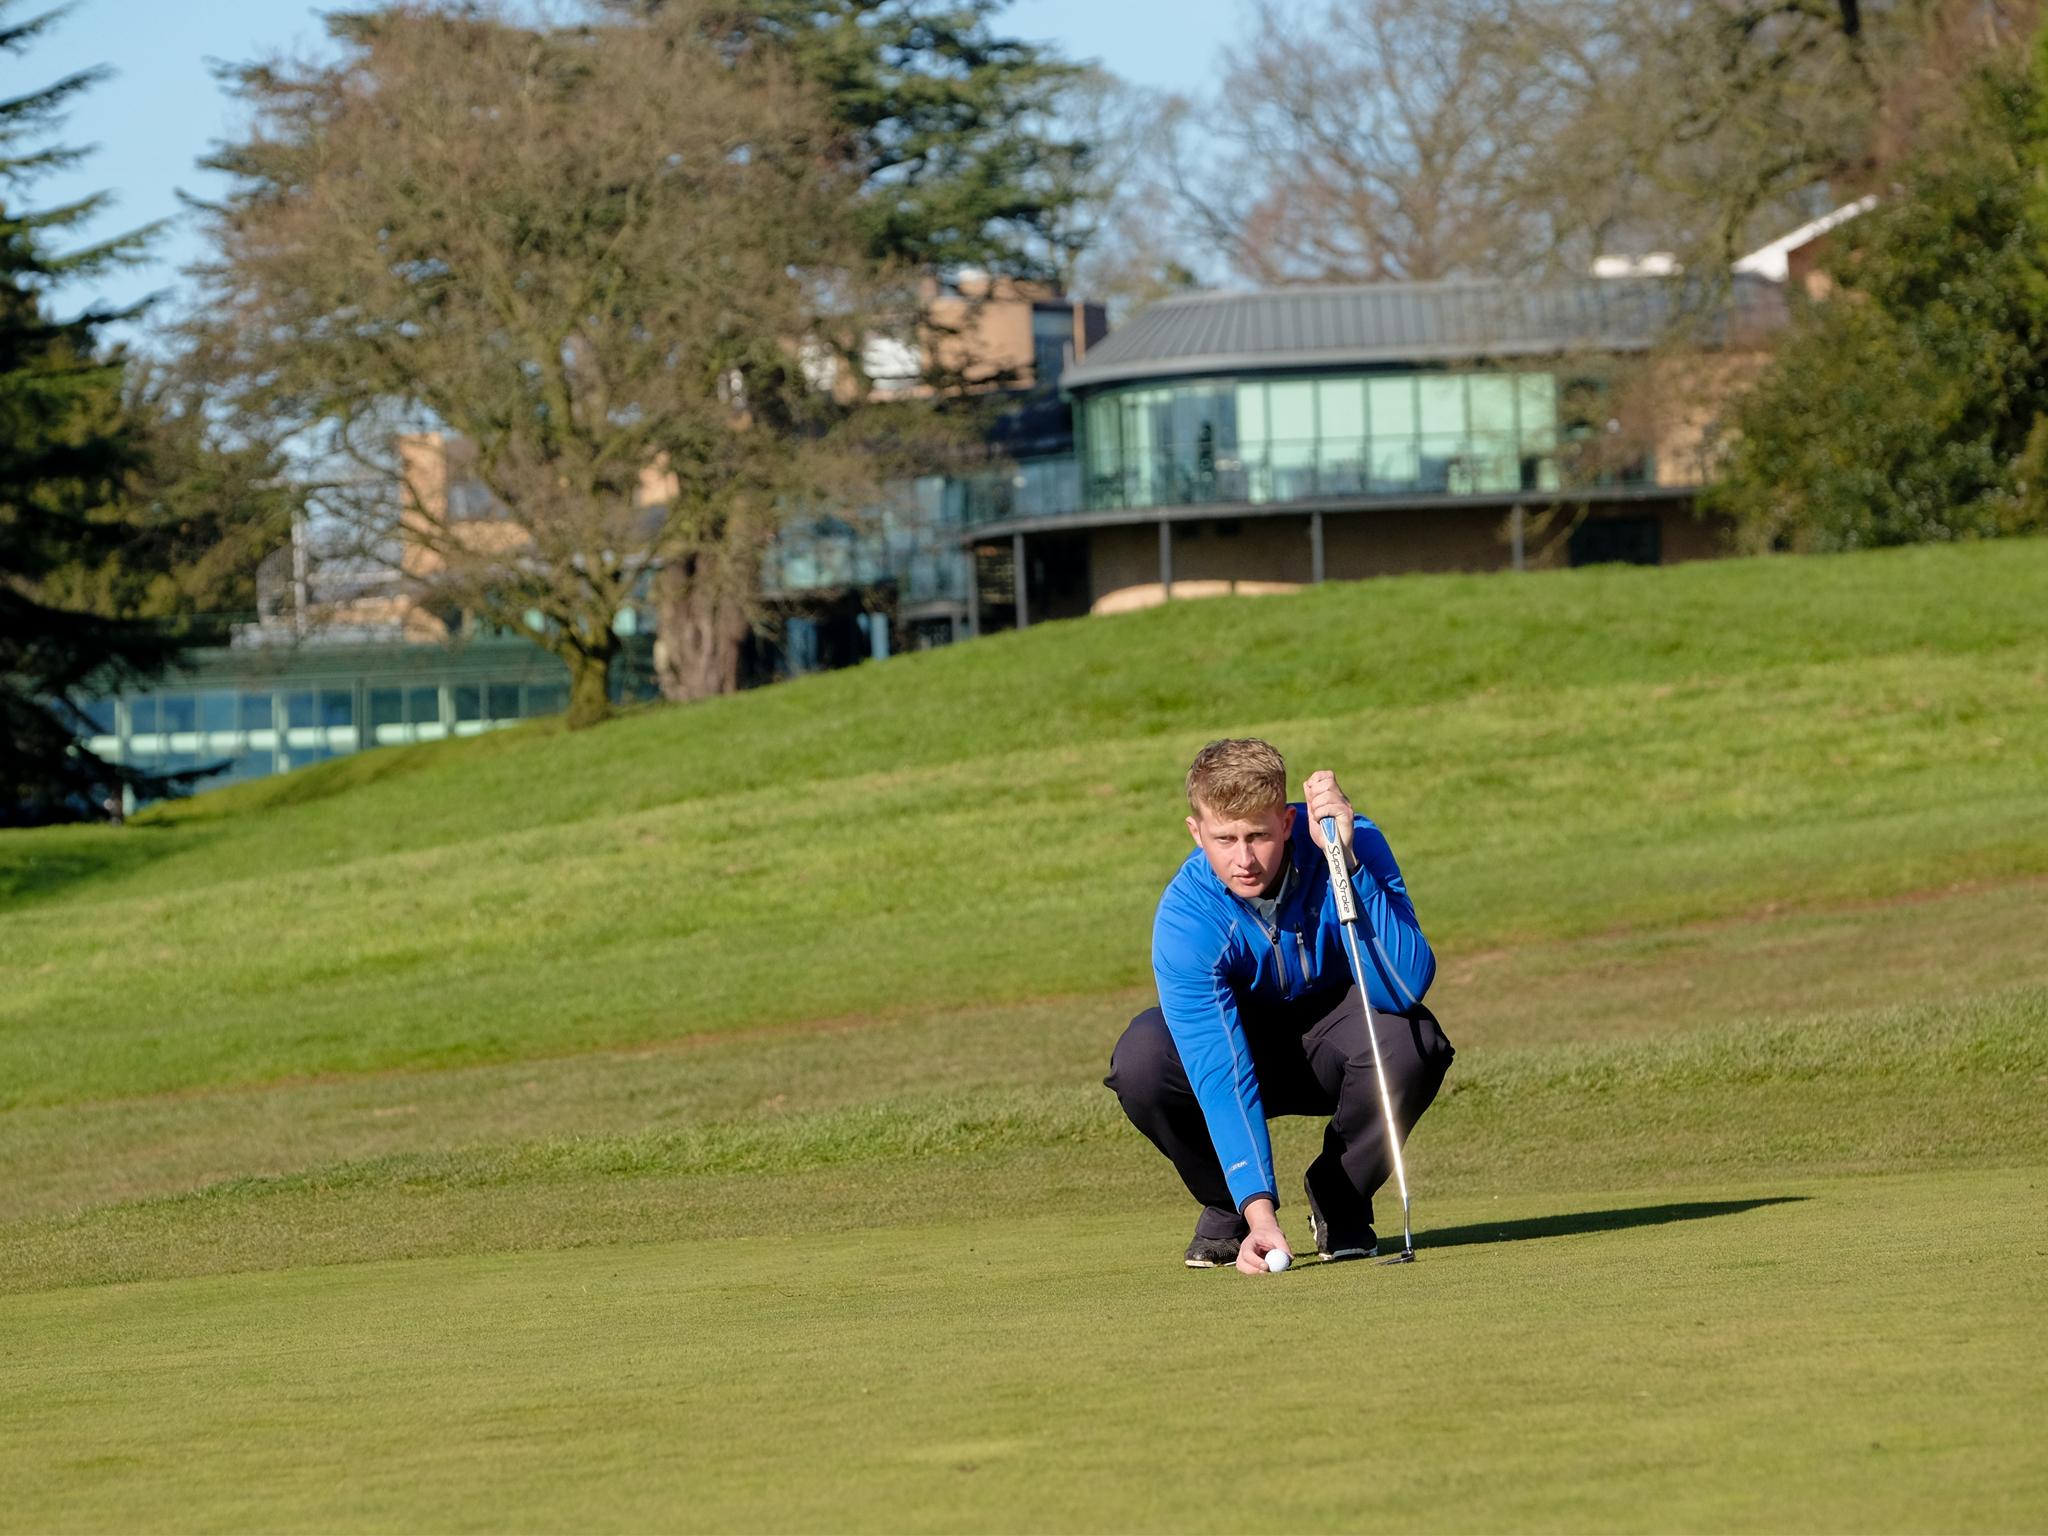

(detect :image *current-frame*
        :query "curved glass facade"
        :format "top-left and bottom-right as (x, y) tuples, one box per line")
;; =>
(1079, 370), (1568, 512)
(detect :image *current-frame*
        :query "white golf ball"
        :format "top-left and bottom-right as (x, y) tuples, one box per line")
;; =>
(1266, 1249), (1291, 1273)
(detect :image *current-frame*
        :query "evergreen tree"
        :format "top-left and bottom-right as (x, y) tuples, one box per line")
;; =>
(1708, 34), (2048, 551)
(34, 362), (299, 628)
(618, 0), (1090, 276)
(0, 3), (190, 824)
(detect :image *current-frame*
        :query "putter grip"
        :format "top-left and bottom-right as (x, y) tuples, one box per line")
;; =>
(1320, 816), (1359, 923)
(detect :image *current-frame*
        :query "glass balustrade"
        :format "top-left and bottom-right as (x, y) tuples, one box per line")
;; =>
(1077, 370), (1644, 513)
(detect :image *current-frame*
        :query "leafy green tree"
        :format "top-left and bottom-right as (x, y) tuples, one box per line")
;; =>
(1707, 43), (2048, 550)
(0, 2), (199, 824)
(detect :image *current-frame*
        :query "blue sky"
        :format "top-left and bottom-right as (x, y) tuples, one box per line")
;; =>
(24, 0), (1239, 333)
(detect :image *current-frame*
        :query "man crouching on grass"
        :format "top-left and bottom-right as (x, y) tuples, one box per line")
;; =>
(1106, 738), (1453, 1274)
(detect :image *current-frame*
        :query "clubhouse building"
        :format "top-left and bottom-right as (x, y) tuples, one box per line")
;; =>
(970, 275), (1786, 630)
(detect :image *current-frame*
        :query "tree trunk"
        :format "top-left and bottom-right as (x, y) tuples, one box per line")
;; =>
(653, 556), (750, 702)
(563, 640), (615, 730)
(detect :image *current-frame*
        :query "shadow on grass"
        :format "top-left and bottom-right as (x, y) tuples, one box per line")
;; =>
(1417, 1196), (1808, 1251)
(0, 819), (214, 911)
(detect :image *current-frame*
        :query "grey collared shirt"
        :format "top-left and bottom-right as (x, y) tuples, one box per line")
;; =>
(1239, 853), (1295, 932)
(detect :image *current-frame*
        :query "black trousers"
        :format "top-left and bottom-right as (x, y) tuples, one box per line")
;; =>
(1105, 987), (1454, 1240)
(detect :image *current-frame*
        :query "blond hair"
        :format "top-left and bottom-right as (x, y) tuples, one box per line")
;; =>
(1185, 737), (1287, 819)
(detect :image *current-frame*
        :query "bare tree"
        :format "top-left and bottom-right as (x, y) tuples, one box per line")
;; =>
(1136, 0), (2038, 293)
(1034, 68), (1201, 319)
(1505, 0), (2046, 275)
(1154, 0), (1570, 284)
(190, 3), (921, 727)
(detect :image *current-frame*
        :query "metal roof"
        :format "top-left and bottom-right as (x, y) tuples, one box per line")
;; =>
(1061, 275), (1787, 392)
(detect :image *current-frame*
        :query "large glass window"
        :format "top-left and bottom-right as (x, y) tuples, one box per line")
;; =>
(1031, 308), (1072, 388)
(1267, 381), (1317, 502)
(1079, 367), (1565, 511)
(1084, 395), (1123, 508)
(1234, 383), (1269, 503)
(199, 691), (239, 733)
(1517, 375), (1560, 490)
(1316, 379), (1367, 497)
(1417, 377), (1467, 493)
(223, 751), (273, 785)
(1012, 456), (1078, 519)
(1466, 377), (1519, 494)
(1119, 391), (1156, 508)
(1369, 377), (1418, 489)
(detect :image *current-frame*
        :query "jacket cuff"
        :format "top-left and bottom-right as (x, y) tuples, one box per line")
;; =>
(1236, 1189), (1279, 1215)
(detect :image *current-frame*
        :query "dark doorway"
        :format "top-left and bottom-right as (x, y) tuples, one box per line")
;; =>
(1028, 532), (1093, 622)
(1570, 515), (1662, 567)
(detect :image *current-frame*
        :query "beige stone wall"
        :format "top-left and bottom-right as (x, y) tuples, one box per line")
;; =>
(919, 275), (1105, 391)
(1079, 500), (1723, 614)
(392, 432), (538, 639)
(1088, 506), (1530, 616)
(1088, 518), (1317, 614)
(1648, 351), (1771, 489)
(1323, 506), (1514, 579)
(926, 290), (1035, 387)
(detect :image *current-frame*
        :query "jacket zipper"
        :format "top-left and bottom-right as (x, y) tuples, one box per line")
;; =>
(1252, 909), (1296, 997)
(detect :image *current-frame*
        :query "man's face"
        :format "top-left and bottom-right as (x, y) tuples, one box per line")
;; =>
(1187, 800), (1295, 899)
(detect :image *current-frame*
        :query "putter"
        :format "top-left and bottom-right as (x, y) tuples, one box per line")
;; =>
(1319, 816), (1417, 1264)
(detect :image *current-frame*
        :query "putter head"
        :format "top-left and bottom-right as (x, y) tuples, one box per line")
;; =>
(1379, 1248), (1417, 1265)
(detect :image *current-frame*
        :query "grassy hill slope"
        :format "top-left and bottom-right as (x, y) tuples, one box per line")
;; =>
(2, 540), (2045, 1107)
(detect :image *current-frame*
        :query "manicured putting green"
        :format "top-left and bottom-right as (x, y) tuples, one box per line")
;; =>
(3, 1169), (2040, 1533)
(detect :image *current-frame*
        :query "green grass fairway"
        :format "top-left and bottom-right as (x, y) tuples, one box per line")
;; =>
(5, 1171), (2043, 1533)
(3, 542), (2047, 1531)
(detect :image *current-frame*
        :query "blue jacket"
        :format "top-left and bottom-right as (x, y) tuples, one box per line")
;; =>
(1150, 805), (1435, 1213)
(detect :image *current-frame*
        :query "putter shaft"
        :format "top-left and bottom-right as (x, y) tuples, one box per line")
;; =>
(1321, 817), (1417, 1260)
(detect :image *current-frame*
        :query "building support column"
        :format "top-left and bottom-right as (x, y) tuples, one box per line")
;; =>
(115, 695), (135, 818)
(1511, 505), (1526, 572)
(1159, 519), (1174, 601)
(271, 689), (289, 774)
(964, 547), (980, 638)
(1310, 510), (1326, 585)
(1012, 531), (1029, 629)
